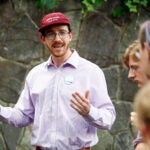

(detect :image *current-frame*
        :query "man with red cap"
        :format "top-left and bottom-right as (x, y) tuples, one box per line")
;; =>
(0, 12), (116, 150)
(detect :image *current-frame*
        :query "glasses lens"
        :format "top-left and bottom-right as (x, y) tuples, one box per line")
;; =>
(45, 31), (69, 40)
(45, 32), (55, 39)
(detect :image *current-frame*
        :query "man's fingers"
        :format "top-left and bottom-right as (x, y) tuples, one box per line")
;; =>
(85, 90), (89, 100)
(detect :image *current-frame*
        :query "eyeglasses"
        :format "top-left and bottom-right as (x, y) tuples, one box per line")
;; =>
(45, 31), (70, 40)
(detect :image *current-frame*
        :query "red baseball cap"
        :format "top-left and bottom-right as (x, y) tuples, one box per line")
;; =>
(39, 12), (70, 32)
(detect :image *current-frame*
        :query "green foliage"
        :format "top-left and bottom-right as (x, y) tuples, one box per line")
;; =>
(35, 0), (61, 13)
(35, 0), (149, 17)
(112, 6), (128, 17)
(81, 0), (104, 14)
(82, 0), (149, 17)
(125, 0), (148, 13)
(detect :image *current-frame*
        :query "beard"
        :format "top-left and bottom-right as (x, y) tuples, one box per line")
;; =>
(50, 41), (70, 57)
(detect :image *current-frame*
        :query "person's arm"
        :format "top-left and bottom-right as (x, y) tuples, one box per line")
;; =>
(70, 89), (115, 130)
(0, 80), (34, 128)
(70, 67), (116, 130)
(83, 102), (115, 130)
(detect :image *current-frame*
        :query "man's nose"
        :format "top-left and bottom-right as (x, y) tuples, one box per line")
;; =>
(54, 33), (62, 41)
(128, 69), (135, 79)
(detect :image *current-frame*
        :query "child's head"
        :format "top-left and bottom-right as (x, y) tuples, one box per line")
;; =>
(134, 83), (150, 140)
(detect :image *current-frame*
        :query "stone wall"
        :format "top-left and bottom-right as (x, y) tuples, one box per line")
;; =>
(0, 0), (150, 150)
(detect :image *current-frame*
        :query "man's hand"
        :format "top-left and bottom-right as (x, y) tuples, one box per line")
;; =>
(70, 90), (90, 116)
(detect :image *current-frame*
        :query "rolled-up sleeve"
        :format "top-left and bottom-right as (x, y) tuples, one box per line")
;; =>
(83, 66), (116, 130)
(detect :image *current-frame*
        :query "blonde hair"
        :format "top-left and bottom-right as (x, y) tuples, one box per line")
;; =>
(134, 83), (150, 132)
(122, 40), (141, 68)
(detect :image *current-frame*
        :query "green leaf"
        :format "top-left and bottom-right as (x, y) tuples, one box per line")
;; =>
(133, 0), (140, 3)
(47, 0), (56, 9)
(140, 0), (148, 6)
(129, 5), (137, 12)
(87, 4), (94, 10)
(41, 0), (47, 6)
(91, 0), (103, 7)
(81, 8), (86, 14)
(125, 1), (132, 8)
(82, 0), (94, 11)
(82, 0), (91, 6)
(112, 7), (124, 17)
(35, 1), (41, 8)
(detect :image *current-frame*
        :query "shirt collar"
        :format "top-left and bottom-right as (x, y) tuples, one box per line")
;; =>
(45, 49), (80, 68)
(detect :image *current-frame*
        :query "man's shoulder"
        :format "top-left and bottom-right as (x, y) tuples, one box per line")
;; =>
(79, 57), (100, 69)
(26, 61), (47, 78)
(31, 61), (47, 71)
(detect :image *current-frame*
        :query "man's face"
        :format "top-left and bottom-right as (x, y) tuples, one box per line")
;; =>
(139, 44), (150, 78)
(40, 25), (72, 59)
(128, 56), (149, 88)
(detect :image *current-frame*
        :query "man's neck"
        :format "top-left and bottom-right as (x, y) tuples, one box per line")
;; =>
(52, 49), (73, 68)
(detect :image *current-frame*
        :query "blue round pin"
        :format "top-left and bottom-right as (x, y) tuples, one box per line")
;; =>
(64, 75), (74, 85)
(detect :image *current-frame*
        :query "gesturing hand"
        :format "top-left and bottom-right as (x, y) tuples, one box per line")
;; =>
(70, 90), (90, 116)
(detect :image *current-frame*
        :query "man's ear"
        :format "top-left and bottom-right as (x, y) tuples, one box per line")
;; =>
(40, 35), (46, 44)
(69, 32), (73, 42)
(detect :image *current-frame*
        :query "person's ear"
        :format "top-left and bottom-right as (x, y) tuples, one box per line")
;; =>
(69, 32), (73, 42)
(40, 35), (46, 44)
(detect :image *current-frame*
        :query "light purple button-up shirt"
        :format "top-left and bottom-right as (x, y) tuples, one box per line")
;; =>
(0, 50), (116, 150)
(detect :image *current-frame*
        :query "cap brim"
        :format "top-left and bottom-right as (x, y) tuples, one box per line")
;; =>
(38, 23), (70, 32)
